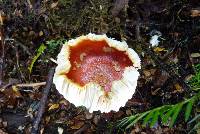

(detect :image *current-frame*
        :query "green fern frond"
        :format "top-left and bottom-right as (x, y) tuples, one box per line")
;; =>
(117, 92), (200, 130)
(142, 110), (154, 126)
(117, 64), (200, 130)
(150, 110), (159, 127)
(126, 113), (148, 129)
(185, 98), (194, 122)
(28, 39), (66, 74)
(28, 44), (47, 74)
(161, 106), (174, 125)
(169, 103), (183, 127)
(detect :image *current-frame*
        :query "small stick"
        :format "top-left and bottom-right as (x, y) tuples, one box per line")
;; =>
(135, 10), (142, 41)
(0, 82), (46, 92)
(10, 43), (26, 81)
(15, 82), (46, 87)
(0, 13), (5, 86)
(31, 68), (55, 134)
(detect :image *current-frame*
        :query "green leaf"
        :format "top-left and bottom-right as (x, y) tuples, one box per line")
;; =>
(150, 110), (160, 127)
(117, 117), (130, 128)
(28, 44), (47, 74)
(117, 90), (200, 130)
(142, 111), (154, 126)
(117, 115), (137, 128)
(159, 105), (172, 119)
(126, 112), (148, 129)
(169, 103), (183, 127)
(161, 107), (174, 124)
(185, 99), (194, 122)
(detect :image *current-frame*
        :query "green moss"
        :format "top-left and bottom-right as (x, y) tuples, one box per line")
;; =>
(49, 0), (121, 35)
(188, 64), (200, 90)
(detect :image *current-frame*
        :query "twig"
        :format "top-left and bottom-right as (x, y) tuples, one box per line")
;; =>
(16, 82), (46, 87)
(10, 43), (26, 81)
(135, 23), (141, 41)
(31, 68), (55, 134)
(0, 13), (5, 86)
(135, 9), (141, 41)
(0, 82), (45, 92)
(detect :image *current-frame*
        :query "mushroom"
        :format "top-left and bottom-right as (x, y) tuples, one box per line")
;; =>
(53, 33), (141, 113)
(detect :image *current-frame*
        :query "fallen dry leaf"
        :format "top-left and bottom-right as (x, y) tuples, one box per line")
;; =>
(85, 111), (93, 120)
(59, 99), (70, 106)
(45, 116), (50, 124)
(173, 83), (183, 93)
(0, 129), (8, 134)
(51, 2), (58, 9)
(48, 104), (59, 111)
(126, 109), (132, 116)
(143, 70), (151, 77)
(191, 53), (200, 58)
(153, 47), (166, 53)
(74, 115), (85, 121)
(12, 86), (22, 98)
(39, 31), (44, 37)
(191, 9), (200, 17)
(70, 121), (84, 129)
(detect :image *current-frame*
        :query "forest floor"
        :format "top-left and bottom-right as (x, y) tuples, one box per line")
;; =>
(0, 0), (200, 134)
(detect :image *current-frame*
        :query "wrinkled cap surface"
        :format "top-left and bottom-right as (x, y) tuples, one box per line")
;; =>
(53, 33), (141, 113)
